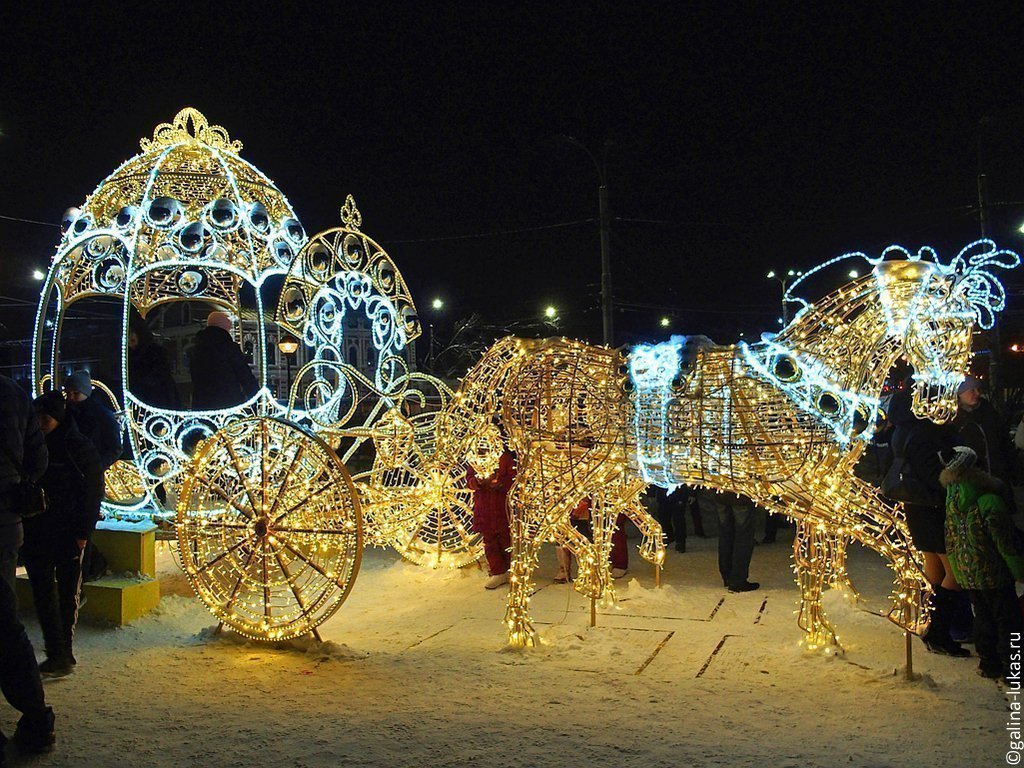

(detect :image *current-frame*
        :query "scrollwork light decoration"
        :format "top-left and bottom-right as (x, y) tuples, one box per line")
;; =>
(438, 242), (1017, 649)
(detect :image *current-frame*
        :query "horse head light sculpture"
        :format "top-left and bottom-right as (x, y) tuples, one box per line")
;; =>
(784, 239), (1019, 426)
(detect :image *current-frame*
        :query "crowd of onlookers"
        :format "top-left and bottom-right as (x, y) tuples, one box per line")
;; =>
(878, 375), (1024, 682)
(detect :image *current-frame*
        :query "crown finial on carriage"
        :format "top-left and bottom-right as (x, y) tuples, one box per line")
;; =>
(340, 194), (362, 231)
(139, 107), (243, 153)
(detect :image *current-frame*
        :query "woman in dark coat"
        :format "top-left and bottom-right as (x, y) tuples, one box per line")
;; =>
(885, 383), (967, 657)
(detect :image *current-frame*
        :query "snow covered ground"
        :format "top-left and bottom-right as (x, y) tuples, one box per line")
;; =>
(3, 525), (1016, 768)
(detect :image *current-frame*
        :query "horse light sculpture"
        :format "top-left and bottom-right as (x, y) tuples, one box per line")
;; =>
(440, 241), (1018, 648)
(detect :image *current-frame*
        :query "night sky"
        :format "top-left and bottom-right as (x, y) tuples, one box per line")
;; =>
(3, 4), (1024, 352)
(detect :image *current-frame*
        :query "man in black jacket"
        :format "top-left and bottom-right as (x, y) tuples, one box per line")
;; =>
(188, 311), (259, 409)
(0, 376), (54, 757)
(64, 370), (121, 470)
(24, 392), (104, 678)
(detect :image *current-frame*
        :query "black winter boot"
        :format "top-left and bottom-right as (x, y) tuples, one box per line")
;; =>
(923, 585), (970, 658)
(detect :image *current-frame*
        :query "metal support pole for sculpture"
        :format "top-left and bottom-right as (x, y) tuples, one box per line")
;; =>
(905, 631), (914, 680)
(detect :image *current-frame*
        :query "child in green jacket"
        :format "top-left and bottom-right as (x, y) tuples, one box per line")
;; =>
(939, 446), (1024, 680)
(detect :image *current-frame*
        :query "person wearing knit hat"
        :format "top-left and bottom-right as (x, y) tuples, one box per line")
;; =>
(951, 373), (1016, 513)
(63, 370), (93, 399)
(63, 371), (121, 470)
(25, 391), (104, 677)
(940, 441), (1024, 682)
(32, 391), (65, 431)
(939, 445), (977, 473)
(188, 308), (259, 409)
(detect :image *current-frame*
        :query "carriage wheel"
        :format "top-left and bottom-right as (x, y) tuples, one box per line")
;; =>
(177, 417), (362, 641)
(385, 463), (482, 569)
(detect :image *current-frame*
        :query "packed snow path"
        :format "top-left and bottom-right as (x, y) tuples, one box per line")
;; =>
(4, 528), (1014, 767)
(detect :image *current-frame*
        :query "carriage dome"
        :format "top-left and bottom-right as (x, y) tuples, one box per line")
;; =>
(54, 108), (305, 315)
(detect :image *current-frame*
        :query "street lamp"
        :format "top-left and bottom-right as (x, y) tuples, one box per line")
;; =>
(277, 335), (299, 403)
(544, 305), (558, 320)
(767, 269), (801, 326)
(560, 134), (613, 346)
(427, 297), (444, 373)
(31, 269), (44, 281)
(660, 316), (670, 328)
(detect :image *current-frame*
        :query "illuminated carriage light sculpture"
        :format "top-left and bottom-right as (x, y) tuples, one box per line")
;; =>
(440, 240), (1017, 648)
(30, 108), (476, 640)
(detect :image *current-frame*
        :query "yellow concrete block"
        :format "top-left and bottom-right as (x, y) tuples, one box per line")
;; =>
(92, 521), (157, 577)
(17, 574), (161, 626)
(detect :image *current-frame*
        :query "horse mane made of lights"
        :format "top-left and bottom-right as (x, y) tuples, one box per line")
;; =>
(32, 108), (481, 640)
(437, 241), (1019, 648)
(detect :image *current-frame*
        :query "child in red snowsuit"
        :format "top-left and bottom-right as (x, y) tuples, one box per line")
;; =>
(467, 450), (516, 589)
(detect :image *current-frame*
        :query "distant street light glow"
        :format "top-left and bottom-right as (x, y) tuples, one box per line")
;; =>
(849, 269), (859, 278)
(431, 297), (444, 310)
(544, 306), (557, 319)
(660, 317), (670, 328)
(32, 269), (45, 281)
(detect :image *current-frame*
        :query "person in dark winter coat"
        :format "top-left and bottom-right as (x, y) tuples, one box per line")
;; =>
(128, 314), (179, 410)
(654, 485), (706, 553)
(940, 446), (1024, 680)
(188, 311), (259, 410)
(64, 370), (121, 469)
(885, 382), (968, 657)
(467, 449), (515, 589)
(717, 491), (759, 592)
(952, 375), (1016, 510)
(0, 376), (54, 755)
(24, 392), (104, 677)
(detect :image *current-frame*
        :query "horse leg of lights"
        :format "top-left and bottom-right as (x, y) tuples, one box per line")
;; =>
(824, 475), (931, 637)
(793, 520), (841, 650)
(618, 484), (665, 567)
(551, 520), (600, 597)
(823, 531), (860, 602)
(591, 495), (618, 607)
(505, 481), (540, 648)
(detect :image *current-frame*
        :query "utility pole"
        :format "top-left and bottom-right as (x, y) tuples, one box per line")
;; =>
(977, 116), (1003, 406)
(598, 180), (613, 346)
(562, 135), (614, 346)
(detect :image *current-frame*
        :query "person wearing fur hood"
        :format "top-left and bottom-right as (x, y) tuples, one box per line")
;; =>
(939, 446), (1024, 681)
